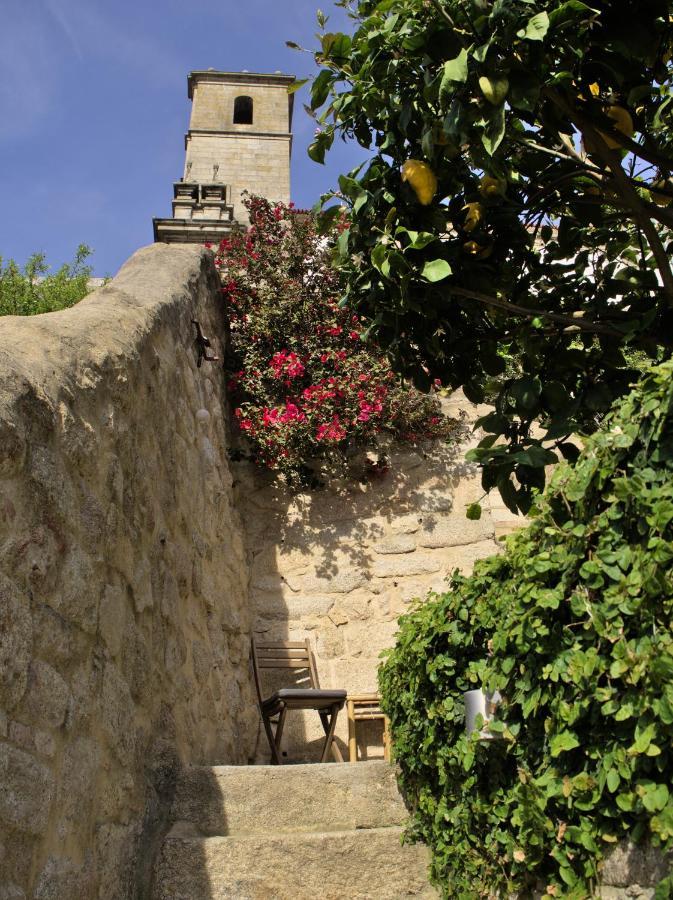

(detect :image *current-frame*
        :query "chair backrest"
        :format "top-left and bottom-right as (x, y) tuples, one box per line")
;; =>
(250, 638), (321, 706)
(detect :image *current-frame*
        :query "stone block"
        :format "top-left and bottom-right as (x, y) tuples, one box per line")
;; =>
(0, 885), (26, 900)
(8, 722), (33, 753)
(93, 823), (137, 900)
(601, 842), (671, 888)
(283, 570), (366, 595)
(17, 660), (71, 730)
(33, 855), (93, 900)
(0, 576), (32, 711)
(0, 744), (54, 834)
(417, 512), (494, 548)
(372, 553), (444, 579)
(99, 662), (135, 765)
(31, 604), (74, 667)
(254, 593), (336, 622)
(99, 582), (126, 658)
(389, 514), (423, 534)
(56, 737), (101, 840)
(442, 539), (500, 575)
(371, 536), (417, 555)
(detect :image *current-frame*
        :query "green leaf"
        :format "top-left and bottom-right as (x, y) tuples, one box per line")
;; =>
(642, 783), (669, 812)
(524, 11), (550, 40)
(550, 731), (580, 756)
(371, 242), (391, 277)
(548, 1), (596, 29)
(482, 104), (506, 156)
(422, 259), (452, 282)
(288, 78), (309, 95)
(466, 502), (482, 520)
(440, 49), (469, 100)
(606, 769), (620, 793)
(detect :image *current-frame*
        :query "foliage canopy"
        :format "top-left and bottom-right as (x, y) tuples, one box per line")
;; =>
(307, 0), (673, 512)
(379, 359), (673, 897)
(0, 245), (94, 317)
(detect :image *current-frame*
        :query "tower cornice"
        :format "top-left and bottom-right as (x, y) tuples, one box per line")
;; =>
(187, 70), (296, 99)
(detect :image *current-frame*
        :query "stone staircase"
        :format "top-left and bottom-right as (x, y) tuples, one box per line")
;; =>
(152, 761), (436, 899)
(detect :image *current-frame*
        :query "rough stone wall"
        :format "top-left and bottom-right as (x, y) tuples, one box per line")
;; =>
(185, 132), (291, 223)
(188, 79), (291, 134)
(235, 392), (520, 763)
(0, 245), (257, 899)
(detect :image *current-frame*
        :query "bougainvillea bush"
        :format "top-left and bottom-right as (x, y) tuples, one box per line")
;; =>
(212, 196), (456, 484)
(380, 359), (673, 898)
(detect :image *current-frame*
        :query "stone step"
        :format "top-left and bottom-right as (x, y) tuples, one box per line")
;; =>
(152, 827), (436, 900)
(170, 760), (409, 836)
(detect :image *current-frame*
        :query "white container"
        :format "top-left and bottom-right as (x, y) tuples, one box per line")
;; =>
(464, 689), (503, 741)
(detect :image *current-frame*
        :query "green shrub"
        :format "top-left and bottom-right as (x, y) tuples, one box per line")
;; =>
(380, 360), (673, 898)
(0, 245), (94, 316)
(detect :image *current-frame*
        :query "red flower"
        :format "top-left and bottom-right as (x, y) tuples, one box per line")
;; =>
(316, 416), (346, 443)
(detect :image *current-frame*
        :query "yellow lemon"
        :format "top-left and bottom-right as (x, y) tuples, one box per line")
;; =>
(463, 240), (493, 259)
(478, 76), (509, 106)
(588, 82), (601, 98)
(599, 105), (634, 150)
(462, 202), (484, 232)
(479, 175), (507, 198)
(401, 160), (438, 205)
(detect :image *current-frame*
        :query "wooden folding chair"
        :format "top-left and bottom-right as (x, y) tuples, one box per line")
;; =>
(250, 638), (346, 765)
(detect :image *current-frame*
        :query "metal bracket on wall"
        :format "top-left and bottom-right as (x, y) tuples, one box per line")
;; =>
(192, 319), (219, 368)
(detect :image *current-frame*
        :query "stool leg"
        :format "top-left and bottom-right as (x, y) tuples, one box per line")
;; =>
(347, 699), (357, 764)
(383, 716), (391, 763)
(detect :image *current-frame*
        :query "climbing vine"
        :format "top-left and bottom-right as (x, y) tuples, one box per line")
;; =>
(380, 359), (673, 897)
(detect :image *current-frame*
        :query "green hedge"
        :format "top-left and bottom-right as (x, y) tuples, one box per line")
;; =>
(379, 361), (673, 898)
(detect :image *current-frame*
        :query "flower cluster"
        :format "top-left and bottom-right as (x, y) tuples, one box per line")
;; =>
(215, 196), (456, 484)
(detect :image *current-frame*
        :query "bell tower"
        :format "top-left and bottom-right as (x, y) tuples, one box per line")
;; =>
(153, 70), (295, 243)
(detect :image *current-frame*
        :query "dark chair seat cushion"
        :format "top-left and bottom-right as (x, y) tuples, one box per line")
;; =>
(261, 688), (347, 714)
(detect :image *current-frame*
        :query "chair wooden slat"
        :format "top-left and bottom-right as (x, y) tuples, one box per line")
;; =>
(254, 641), (308, 649)
(257, 656), (310, 669)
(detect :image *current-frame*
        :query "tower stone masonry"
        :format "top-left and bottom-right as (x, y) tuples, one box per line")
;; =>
(154, 70), (295, 243)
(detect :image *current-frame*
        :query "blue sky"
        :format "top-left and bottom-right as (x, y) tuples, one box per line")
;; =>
(0, 0), (369, 276)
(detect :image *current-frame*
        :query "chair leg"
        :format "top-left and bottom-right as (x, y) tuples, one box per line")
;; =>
(275, 706), (287, 755)
(318, 704), (343, 763)
(261, 709), (283, 765)
(347, 699), (357, 764)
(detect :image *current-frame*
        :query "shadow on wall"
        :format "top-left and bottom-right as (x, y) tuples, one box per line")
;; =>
(231, 392), (506, 765)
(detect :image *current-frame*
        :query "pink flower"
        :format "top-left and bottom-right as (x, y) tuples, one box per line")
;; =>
(262, 408), (280, 427)
(316, 416), (346, 443)
(280, 403), (307, 425)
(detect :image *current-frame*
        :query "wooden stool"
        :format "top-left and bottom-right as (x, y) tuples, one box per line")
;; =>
(346, 693), (391, 763)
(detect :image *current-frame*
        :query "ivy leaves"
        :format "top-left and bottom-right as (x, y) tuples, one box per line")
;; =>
(379, 359), (673, 897)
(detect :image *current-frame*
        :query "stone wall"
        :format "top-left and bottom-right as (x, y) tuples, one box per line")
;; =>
(235, 392), (520, 763)
(0, 245), (257, 899)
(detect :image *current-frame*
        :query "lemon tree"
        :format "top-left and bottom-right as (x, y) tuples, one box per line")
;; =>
(304, 0), (673, 513)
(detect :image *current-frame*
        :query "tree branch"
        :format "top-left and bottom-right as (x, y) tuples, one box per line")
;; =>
(545, 89), (673, 305)
(447, 286), (625, 337)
